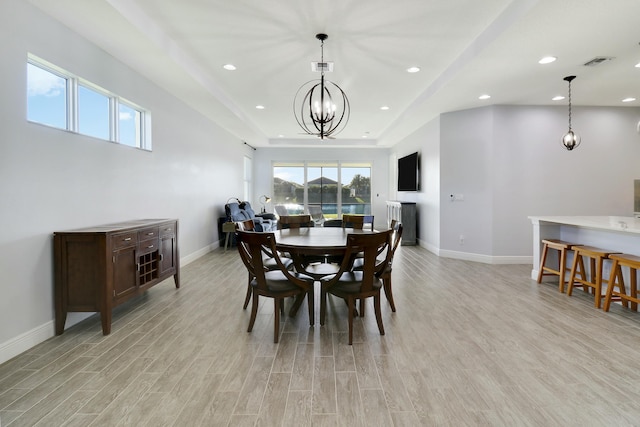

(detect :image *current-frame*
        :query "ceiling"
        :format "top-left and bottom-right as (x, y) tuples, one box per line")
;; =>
(28, 0), (640, 148)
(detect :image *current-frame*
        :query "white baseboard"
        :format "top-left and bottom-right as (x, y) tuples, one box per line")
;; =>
(418, 240), (532, 265)
(0, 321), (53, 365)
(0, 244), (217, 365)
(181, 243), (216, 266)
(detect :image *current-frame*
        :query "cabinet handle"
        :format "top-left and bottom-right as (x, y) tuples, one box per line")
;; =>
(136, 263), (140, 271)
(146, 232), (155, 236)
(159, 254), (164, 261)
(147, 245), (154, 249)
(123, 237), (132, 241)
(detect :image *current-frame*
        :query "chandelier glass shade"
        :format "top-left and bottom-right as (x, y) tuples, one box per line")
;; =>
(561, 75), (580, 151)
(294, 34), (350, 139)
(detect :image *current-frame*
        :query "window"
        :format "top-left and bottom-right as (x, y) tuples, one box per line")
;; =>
(118, 102), (141, 147)
(272, 161), (371, 218)
(78, 84), (110, 140)
(27, 62), (68, 130)
(26, 55), (151, 150)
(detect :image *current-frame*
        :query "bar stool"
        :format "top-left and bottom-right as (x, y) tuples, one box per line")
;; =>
(603, 253), (640, 312)
(566, 246), (621, 308)
(537, 239), (581, 293)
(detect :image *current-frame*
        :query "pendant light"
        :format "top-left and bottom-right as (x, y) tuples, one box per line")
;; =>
(561, 75), (581, 151)
(293, 33), (350, 140)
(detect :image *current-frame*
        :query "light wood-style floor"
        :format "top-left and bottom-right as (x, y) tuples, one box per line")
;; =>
(2, 245), (640, 426)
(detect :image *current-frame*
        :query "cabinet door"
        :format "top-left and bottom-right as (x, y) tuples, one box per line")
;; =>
(112, 246), (138, 299)
(159, 233), (177, 277)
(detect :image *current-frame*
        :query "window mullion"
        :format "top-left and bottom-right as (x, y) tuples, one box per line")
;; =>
(111, 96), (119, 142)
(68, 77), (78, 132)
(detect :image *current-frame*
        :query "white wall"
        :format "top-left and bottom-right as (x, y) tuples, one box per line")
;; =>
(388, 117), (441, 252)
(253, 147), (391, 223)
(0, 0), (250, 363)
(491, 105), (640, 257)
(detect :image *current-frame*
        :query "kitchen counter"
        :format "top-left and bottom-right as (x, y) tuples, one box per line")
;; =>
(528, 216), (640, 280)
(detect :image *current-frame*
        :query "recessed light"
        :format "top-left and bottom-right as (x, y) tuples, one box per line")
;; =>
(362, 135), (368, 138)
(278, 134), (284, 138)
(622, 97), (636, 103)
(538, 56), (557, 64)
(552, 96), (565, 101)
(380, 106), (390, 110)
(635, 62), (640, 68)
(255, 105), (265, 109)
(223, 64), (236, 71)
(407, 66), (420, 73)
(478, 94), (491, 100)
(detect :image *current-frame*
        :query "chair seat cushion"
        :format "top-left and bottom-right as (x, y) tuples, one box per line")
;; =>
(322, 271), (382, 293)
(263, 256), (293, 271)
(351, 257), (386, 271)
(254, 270), (313, 292)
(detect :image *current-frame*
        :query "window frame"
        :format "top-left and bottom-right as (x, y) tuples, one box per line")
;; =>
(272, 160), (372, 218)
(27, 54), (152, 151)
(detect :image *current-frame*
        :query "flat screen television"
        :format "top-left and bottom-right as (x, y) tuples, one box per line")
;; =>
(397, 152), (419, 191)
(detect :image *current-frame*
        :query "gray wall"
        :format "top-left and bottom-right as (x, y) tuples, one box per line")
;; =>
(391, 104), (640, 262)
(0, 0), (250, 362)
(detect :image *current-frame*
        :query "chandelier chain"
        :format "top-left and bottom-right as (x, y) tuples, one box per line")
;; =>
(567, 79), (572, 130)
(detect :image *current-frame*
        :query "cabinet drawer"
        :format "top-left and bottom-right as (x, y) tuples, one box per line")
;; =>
(111, 232), (137, 249)
(138, 227), (159, 241)
(160, 222), (176, 237)
(138, 237), (159, 253)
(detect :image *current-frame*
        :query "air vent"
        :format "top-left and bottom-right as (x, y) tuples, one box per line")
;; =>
(583, 57), (614, 67)
(311, 61), (333, 72)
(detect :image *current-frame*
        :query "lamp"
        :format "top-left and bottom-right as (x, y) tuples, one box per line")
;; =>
(561, 75), (581, 151)
(294, 33), (350, 140)
(259, 195), (271, 213)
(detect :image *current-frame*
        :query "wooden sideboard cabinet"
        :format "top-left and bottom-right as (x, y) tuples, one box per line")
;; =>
(386, 201), (417, 245)
(54, 219), (180, 335)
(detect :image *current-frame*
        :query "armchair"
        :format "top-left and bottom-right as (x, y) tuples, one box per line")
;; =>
(225, 201), (277, 232)
(240, 201), (277, 231)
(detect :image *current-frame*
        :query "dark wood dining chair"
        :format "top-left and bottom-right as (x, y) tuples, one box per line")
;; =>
(277, 214), (314, 229)
(342, 214), (374, 230)
(352, 222), (403, 312)
(235, 220), (293, 310)
(235, 231), (315, 343)
(320, 229), (392, 345)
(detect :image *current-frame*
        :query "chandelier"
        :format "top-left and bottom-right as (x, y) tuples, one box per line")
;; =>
(561, 75), (581, 151)
(293, 33), (350, 139)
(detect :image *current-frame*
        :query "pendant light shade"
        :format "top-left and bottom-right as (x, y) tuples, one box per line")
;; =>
(561, 75), (580, 151)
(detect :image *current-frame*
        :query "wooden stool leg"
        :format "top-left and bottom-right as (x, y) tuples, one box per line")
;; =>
(558, 247), (567, 293)
(594, 256), (603, 308)
(617, 266), (628, 309)
(603, 260), (618, 312)
(537, 243), (549, 283)
(567, 253), (581, 296)
(631, 268), (638, 311)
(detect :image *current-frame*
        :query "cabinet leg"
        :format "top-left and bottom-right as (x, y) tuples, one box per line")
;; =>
(174, 272), (180, 288)
(101, 311), (112, 335)
(55, 311), (67, 335)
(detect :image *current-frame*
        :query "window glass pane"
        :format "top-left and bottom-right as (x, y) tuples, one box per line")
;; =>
(308, 166), (339, 218)
(27, 63), (67, 129)
(273, 166), (304, 213)
(341, 166), (371, 215)
(78, 85), (109, 139)
(118, 102), (141, 147)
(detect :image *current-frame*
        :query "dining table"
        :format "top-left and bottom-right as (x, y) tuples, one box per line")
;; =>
(275, 226), (378, 316)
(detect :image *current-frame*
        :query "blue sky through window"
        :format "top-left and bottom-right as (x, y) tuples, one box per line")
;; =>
(27, 60), (143, 148)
